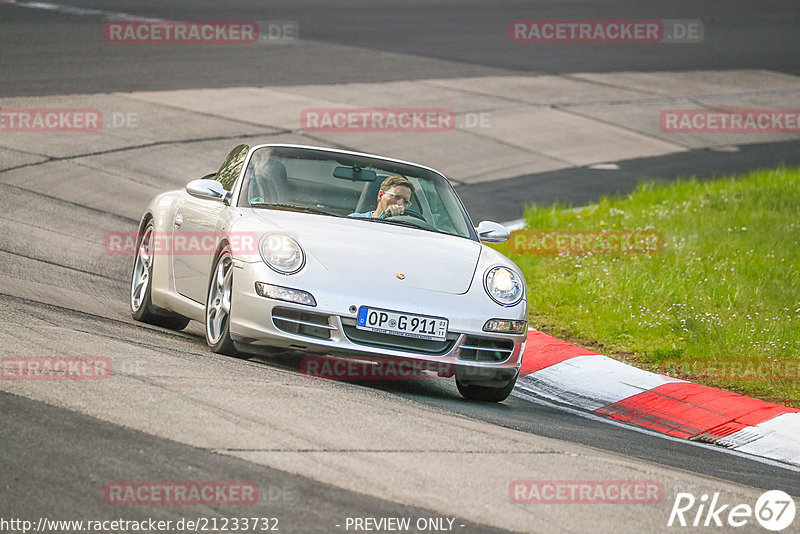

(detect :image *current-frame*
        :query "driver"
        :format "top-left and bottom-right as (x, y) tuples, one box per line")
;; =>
(348, 175), (414, 219)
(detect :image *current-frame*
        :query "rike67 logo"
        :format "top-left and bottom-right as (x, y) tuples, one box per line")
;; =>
(668, 490), (796, 531)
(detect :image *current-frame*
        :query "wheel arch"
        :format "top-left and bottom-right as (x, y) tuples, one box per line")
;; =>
(207, 238), (233, 286)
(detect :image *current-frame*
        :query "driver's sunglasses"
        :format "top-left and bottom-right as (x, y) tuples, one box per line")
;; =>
(382, 191), (412, 207)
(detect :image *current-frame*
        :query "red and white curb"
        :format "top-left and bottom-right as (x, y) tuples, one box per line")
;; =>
(517, 330), (800, 467)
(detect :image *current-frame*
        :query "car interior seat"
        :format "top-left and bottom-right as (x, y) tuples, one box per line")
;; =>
(248, 160), (289, 204)
(354, 174), (388, 214)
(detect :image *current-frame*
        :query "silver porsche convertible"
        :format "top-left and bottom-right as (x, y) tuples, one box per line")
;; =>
(130, 144), (527, 401)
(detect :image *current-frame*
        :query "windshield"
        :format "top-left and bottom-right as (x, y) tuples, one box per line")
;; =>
(237, 146), (476, 240)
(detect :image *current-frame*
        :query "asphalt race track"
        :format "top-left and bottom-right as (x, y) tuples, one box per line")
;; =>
(3, 0), (799, 96)
(1, 1), (799, 533)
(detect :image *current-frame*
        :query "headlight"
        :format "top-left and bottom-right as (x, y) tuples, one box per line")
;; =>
(484, 266), (524, 306)
(260, 234), (304, 274)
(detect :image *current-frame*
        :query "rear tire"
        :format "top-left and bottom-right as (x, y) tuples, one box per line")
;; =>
(130, 221), (190, 330)
(455, 366), (518, 402)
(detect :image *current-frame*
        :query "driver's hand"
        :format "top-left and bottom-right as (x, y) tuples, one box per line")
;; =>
(386, 203), (405, 217)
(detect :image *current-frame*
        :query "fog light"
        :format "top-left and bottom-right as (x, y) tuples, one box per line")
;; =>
(483, 319), (527, 334)
(255, 282), (316, 306)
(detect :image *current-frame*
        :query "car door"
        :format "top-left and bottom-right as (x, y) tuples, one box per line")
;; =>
(173, 144), (249, 303)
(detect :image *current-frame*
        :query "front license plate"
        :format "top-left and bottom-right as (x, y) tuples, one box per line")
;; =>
(356, 307), (448, 341)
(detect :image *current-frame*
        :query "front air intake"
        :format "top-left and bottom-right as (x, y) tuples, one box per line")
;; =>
(458, 336), (514, 363)
(272, 307), (335, 340)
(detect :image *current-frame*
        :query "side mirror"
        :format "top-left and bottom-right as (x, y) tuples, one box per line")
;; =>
(476, 221), (510, 243)
(186, 179), (230, 203)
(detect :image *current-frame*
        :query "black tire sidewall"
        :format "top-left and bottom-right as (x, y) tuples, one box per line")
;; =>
(455, 366), (519, 402)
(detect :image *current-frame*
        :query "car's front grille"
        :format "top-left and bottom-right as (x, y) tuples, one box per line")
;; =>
(272, 307), (335, 340)
(341, 324), (457, 355)
(458, 336), (514, 363)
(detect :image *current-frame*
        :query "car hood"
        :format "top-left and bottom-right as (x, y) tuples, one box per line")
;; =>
(249, 210), (481, 294)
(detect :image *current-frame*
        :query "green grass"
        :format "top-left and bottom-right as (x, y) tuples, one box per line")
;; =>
(492, 167), (800, 406)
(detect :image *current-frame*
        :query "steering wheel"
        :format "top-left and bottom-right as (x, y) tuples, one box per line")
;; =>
(386, 210), (438, 231)
(378, 208), (425, 221)
(397, 208), (426, 221)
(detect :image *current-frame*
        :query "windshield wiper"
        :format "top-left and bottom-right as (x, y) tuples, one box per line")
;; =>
(249, 202), (335, 216)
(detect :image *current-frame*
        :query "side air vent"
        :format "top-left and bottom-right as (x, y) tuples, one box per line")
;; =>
(272, 307), (335, 340)
(458, 336), (514, 363)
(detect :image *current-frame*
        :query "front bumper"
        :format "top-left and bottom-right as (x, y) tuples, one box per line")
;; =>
(228, 260), (527, 372)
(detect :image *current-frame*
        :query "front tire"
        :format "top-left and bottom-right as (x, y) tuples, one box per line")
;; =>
(130, 222), (190, 330)
(205, 249), (239, 356)
(455, 366), (518, 402)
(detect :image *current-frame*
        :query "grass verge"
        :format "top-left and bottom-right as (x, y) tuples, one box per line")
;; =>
(492, 167), (800, 407)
